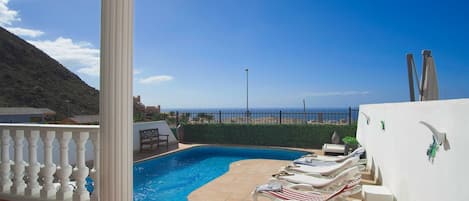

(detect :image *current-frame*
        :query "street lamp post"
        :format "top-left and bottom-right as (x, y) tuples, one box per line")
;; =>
(245, 68), (249, 124)
(245, 68), (249, 113)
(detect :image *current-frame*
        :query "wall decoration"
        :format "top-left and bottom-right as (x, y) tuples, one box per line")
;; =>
(420, 121), (450, 163)
(360, 112), (370, 125)
(380, 120), (385, 131)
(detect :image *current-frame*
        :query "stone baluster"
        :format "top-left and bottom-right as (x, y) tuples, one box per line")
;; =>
(40, 130), (57, 199)
(11, 129), (26, 194)
(56, 131), (73, 200)
(25, 129), (41, 196)
(90, 131), (99, 201)
(72, 131), (90, 201)
(0, 129), (12, 192)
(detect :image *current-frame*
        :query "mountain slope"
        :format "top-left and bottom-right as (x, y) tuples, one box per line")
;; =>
(0, 26), (99, 119)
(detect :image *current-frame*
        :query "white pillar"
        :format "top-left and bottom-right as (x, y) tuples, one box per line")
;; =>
(0, 129), (12, 192)
(100, 0), (134, 200)
(25, 130), (41, 196)
(40, 130), (57, 199)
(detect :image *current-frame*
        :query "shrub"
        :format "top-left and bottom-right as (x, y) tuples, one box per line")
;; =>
(342, 136), (358, 145)
(182, 124), (357, 149)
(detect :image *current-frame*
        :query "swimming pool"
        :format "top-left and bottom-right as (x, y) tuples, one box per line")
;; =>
(133, 146), (308, 201)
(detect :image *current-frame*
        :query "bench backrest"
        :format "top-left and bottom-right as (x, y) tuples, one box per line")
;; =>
(139, 128), (159, 141)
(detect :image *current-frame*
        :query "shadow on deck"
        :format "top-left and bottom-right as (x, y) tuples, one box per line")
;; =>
(134, 143), (180, 162)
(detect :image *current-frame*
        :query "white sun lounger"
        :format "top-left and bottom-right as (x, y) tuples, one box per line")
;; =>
(272, 166), (361, 189)
(287, 157), (359, 177)
(295, 147), (365, 165)
(252, 177), (361, 201)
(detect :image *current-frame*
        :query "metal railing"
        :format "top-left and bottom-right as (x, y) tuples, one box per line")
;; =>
(159, 108), (359, 126)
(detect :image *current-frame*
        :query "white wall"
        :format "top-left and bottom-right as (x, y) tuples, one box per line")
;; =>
(357, 98), (469, 201)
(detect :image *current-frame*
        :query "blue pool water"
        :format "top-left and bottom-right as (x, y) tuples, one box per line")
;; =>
(133, 146), (308, 201)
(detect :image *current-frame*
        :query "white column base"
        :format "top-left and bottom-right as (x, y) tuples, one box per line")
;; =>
(0, 185), (10, 193)
(25, 188), (40, 197)
(10, 183), (26, 195)
(56, 189), (73, 201)
(40, 188), (56, 199)
(73, 191), (90, 201)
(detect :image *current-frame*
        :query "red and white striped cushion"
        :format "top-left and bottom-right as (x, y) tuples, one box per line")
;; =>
(266, 188), (326, 201)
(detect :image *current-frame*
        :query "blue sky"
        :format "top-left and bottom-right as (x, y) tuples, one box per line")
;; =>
(1, 0), (468, 108)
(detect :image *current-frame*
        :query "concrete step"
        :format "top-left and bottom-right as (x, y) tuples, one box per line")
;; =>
(346, 196), (363, 201)
(360, 170), (374, 181)
(361, 178), (379, 185)
(349, 191), (363, 201)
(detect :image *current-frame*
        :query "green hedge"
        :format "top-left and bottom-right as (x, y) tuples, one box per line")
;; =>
(182, 124), (357, 149)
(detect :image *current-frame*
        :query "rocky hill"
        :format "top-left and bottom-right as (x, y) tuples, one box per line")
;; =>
(0, 26), (99, 119)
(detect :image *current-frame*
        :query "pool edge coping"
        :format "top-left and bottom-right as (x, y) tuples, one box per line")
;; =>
(133, 143), (317, 163)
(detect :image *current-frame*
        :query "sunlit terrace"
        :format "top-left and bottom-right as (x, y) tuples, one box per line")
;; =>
(0, 0), (468, 201)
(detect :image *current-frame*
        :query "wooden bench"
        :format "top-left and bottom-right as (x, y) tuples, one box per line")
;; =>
(139, 128), (169, 152)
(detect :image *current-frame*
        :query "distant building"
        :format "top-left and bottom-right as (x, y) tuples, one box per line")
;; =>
(61, 115), (99, 125)
(145, 105), (160, 114)
(134, 95), (161, 121)
(0, 107), (56, 123)
(134, 95), (146, 114)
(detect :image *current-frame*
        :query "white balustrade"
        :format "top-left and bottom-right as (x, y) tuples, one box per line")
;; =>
(0, 124), (99, 201)
(0, 129), (12, 192)
(90, 131), (99, 201)
(73, 132), (90, 201)
(57, 131), (73, 200)
(40, 130), (57, 199)
(25, 130), (40, 196)
(11, 129), (26, 194)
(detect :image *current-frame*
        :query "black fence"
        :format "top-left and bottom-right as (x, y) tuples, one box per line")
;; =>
(158, 108), (359, 126)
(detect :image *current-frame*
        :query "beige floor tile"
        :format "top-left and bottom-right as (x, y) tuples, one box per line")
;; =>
(188, 159), (293, 201)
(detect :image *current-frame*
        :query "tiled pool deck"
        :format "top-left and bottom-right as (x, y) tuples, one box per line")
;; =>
(189, 159), (290, 201)
(135, 144), (364, 201)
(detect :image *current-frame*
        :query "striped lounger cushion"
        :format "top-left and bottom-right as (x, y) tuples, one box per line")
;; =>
(266, 188), (327, 201)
